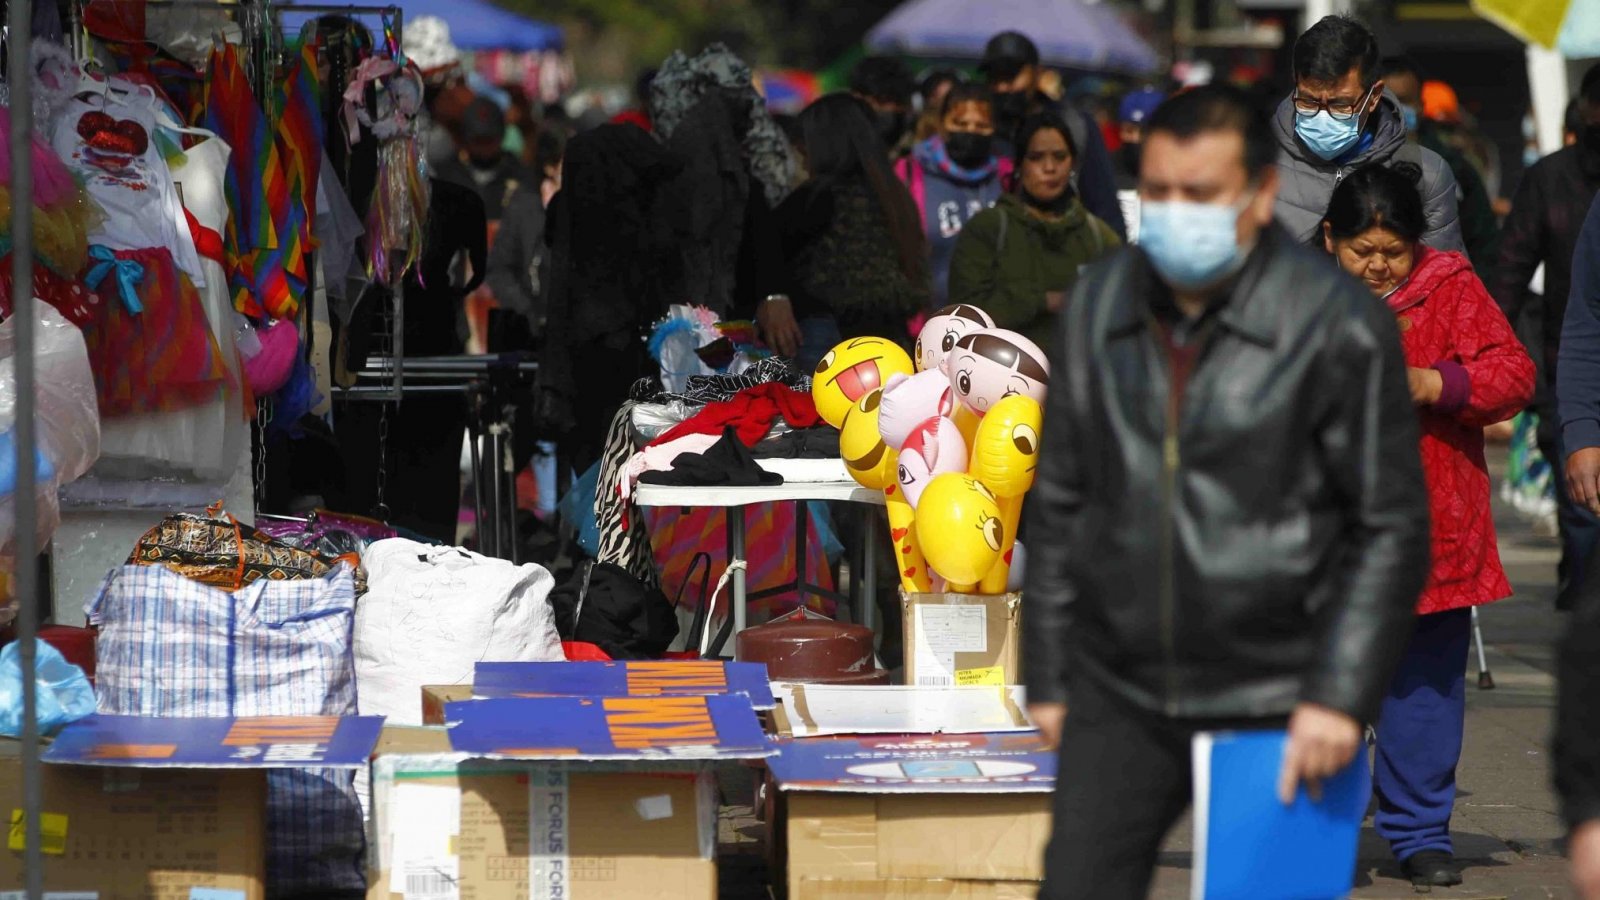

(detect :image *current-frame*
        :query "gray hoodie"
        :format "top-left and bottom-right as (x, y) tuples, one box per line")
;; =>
(1272, 92), (1464, 253)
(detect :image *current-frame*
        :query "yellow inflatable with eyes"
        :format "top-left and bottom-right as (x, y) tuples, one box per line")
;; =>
(840, 389), (932, 593)
(812, 337), (915, 429)
(970, 395), (1043, 593)
(915, 473), (1004, 591)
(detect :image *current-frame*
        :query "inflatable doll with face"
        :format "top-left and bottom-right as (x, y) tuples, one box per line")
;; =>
(916, 304), (995, 374)
(948, 328), (1050, 416)
(969, 394), (1043, 592)
(897, 416), (969, 508)
(812, 337), (915, 429)
(878, 369), (955, 452)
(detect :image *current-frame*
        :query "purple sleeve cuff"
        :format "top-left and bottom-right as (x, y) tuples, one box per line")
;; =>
(1432, 361), (1470, 413)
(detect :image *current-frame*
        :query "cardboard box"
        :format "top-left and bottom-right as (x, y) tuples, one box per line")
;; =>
(901, 592), (1022, 687)
(772, 733), (1054, 900)
(771, 684), (1032, 738)
(422, 684), (473, 725)
(0, 743), (268, 898)
(366, 727), (720, 900)
(474, 660), (777, 709)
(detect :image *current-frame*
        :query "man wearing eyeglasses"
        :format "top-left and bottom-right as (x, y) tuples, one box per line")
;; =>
(1272, 16), (1464, 253)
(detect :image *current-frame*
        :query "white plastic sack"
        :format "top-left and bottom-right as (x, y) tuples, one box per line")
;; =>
(356, 539), (562, 725)
(0, 305), (100, 553)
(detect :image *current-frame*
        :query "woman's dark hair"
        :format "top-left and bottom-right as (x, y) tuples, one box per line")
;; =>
(940, 83), (994, 119)
(798, 93), (926, 282)
(1321, 162), (1427, 243)
(533, 129), (566, 174)
(1013, 112), (1077, 171)
(919, 69), (964, 105)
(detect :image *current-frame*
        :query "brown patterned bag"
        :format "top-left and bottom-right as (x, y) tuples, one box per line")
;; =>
(127, 506), (335, 591)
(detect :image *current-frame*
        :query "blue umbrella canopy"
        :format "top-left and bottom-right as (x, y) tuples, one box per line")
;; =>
(866, 0), (1158, 76)
(280, 0), (564, 53)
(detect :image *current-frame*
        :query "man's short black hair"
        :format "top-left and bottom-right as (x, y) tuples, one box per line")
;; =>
(1294, 15), (1381, 87)
(1378, 55), (1423, 82)
(849, 57), (915, 109)
(1145, 84), (1277, 180)
(1581, 60), (1600, 108)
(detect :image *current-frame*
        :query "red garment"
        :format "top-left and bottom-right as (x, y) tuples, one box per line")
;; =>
(1388, 248), (1534, 614)
(649, 383), (821, 448)
(611, 108), (653, 132)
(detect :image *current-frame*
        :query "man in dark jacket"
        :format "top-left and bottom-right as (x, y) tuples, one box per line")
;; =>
(433, 96), (535, 222)
(980, 31), (1127, 240)
(1496, 63), (1600, 609)
(1025, 85), (1430, 899)
(1272, 16), (1463, 252)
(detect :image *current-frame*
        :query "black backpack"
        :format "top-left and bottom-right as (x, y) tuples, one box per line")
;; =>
(550, 561), (680, 659)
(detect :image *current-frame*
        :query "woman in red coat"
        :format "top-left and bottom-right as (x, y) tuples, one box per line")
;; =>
(1322, 162), (1535, 889)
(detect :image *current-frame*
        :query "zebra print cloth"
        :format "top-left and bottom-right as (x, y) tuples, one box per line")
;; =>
(594, 400), (661, 589)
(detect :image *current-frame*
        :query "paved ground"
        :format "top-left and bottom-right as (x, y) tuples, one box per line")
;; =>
(1150, 450), (1575, 899)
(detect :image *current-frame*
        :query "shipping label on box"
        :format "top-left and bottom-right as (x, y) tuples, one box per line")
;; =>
(902, 593), (1021, 687)
(474, 660), (776, 709)
(444, 694), (776, 760)
(43, 715), (385, 769)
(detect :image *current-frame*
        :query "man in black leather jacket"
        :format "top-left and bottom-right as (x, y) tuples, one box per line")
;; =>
(1023, 85), (1431, 899)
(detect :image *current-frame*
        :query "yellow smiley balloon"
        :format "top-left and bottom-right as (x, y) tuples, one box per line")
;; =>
(812, 337), (915, 429)
(970, 395), (1043, 593)
(915, 473), (1005, 591)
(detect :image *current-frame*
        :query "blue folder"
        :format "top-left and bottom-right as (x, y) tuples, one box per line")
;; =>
(1192, 730), (1370, 900)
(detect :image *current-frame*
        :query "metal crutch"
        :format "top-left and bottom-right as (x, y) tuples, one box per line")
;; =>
(1472, 607), (1495, 690)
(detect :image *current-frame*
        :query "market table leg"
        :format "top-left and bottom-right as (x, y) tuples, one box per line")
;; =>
(730, 505), (749, 638)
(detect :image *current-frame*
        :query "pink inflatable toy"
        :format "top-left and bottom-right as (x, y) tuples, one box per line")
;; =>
(948, 328), (1050, 415)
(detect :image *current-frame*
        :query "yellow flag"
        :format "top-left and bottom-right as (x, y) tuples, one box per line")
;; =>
(1472, 0), (1572, 48)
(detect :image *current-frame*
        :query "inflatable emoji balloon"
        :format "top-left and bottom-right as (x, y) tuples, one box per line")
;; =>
(916, 304), (995, 374)
(969, 394), (1043, 593)
(840, 388), (934, 592)
(915, 474), (1005, 590)
(948, 328), (1050, 415)
(879, 369), (955, 452)
(898, 416), (969, 508)
(839, 389), (896, 490)
(812, 337), (915, 429)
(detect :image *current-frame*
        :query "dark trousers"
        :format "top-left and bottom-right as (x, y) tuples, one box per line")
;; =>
(1374, 608), (1472, 860)
(1540, 425), (1599, 610)
(1040, 680), (1285, 899)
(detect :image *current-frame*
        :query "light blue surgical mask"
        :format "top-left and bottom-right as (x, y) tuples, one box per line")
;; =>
(1293, 85), (1375, 161)
(1140, 194), (1255, 291)
(1400, 104), (1419, 134)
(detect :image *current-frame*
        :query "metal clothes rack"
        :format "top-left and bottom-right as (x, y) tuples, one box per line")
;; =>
(341, 355), (540, 562)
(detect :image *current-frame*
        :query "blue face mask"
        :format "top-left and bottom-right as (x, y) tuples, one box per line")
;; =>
(1294, 86), (1375, 161)
(1140, 195), (1254, 291)
(1401, 104), (1419, 134)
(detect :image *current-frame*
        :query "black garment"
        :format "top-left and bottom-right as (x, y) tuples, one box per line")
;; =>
(433, 152), (536, 222)
(1023, 224), (1430, 722)
(775, 177), (928, 339)
(1554, 527), (1600, 827)
(750, 427), (840, 459)
(632, 356), (813, 405)
(550, 562), (680, 660)
(1492, 144), (1600, 414)
(638, 428), (782, 487)
(1040, 679), (1287, 899)
(328, 181), (486, 541)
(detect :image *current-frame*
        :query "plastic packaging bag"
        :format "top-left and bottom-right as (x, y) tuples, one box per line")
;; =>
(0, 305), (101, 552)
(0, 641), (96, 737)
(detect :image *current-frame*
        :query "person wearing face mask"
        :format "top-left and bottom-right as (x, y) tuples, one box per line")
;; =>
(979, 30), (1127, 241)
(1378, 57), (1499, 269)
(895, 84), (1014, 309)
(848, 56), (917, 161)
(946, 112), (1119, 346)
(433, 95), (535, 222)
(1492, 62), (1600, 611)
(1272, 16), (1463, 254)
(1025, 85), (1430, 899)
(1319, 163), (1532, 889)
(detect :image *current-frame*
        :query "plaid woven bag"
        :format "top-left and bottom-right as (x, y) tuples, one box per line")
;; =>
(88, 562), (363, 897)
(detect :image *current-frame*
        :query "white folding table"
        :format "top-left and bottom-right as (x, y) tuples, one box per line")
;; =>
(631, 480), (886, 650)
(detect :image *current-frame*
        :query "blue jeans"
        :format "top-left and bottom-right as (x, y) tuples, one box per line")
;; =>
(1374, 608), (1472, 860)
(796, 316), (842, 375)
